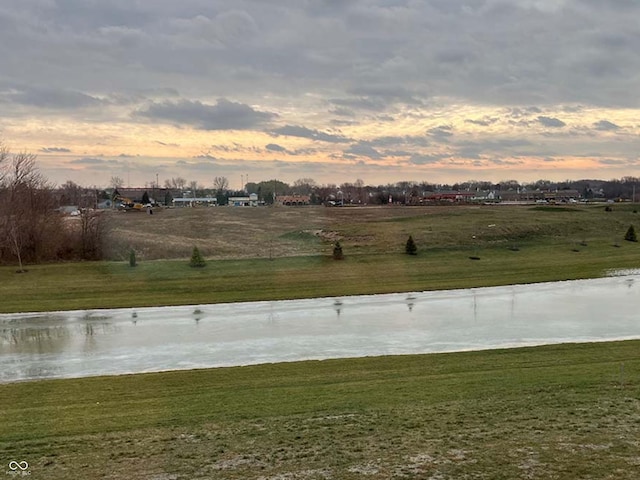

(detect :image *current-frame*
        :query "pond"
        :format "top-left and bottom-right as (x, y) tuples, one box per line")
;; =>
(1, 275), (638, 383)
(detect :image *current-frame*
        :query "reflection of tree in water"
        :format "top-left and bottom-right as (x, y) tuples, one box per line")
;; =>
(333, 299), (343, 318)
(406, 295), (416, 312)
(80, 312), (112, 323)
(267, 302), (279, 324)
(0, 312), (121, 355)
(192, 308), (205, 323)
(79, 313), (120, 352)
(0, 325), (72, 354)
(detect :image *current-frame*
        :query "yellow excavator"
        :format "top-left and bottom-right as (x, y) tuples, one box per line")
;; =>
(114, 194), (145, 211)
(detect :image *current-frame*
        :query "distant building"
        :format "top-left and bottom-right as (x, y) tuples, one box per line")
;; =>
(228, 193), (259, 206)
(421, 191), (476, 203)
(172, 197), (218, 207)
(276, 195), (311, 206)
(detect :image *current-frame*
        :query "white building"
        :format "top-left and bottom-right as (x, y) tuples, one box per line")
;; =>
(228, 193), (259, 207)
(172, 197), (218, 207)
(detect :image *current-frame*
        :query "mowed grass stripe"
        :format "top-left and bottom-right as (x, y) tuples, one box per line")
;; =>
(2, 239), (640, 312)
(1, 341), (639, 479)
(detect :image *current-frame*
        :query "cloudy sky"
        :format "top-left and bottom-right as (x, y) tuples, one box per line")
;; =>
(1, 0), (639, 188)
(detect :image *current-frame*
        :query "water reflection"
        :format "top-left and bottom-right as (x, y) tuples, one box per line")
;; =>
(1, 325), (71, 354)
(1, 275), (639, 383)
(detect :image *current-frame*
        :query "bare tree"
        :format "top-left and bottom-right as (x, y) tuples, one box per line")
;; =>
(6, 216), (26, 272)
(0, 149), (60, 268)
(292, 178), (317, 195)
(189, 180), (199, 197)
(0, 143), (8, 186)
(164, 177), (187, 190)
(79, 209), (106, 260)
(213, 176), (229, 192)
(59, 180), (96, 208)
(110, 176), (125, 189)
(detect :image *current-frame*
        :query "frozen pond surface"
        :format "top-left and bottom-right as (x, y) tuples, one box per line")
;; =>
(1, 275), (639, 383)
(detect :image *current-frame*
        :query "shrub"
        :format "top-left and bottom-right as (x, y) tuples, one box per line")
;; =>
(332, 241), (344, 260)
(624, 225), (638, 242)
(405, 235), (417, 255)
(605, 205), (613, 212)
(189, 246), (206, 267)
(129, 249), (136, 267)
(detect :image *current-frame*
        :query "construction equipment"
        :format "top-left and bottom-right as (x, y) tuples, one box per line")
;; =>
(114, 194), (145, 211)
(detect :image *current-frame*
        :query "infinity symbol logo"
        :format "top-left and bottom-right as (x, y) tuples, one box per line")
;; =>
(8, 461), (29, 471)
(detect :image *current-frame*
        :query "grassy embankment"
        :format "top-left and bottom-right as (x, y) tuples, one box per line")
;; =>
(1, 341), (639, 479)
(2, 204), (640, 479)
(1, 204), (639, 313)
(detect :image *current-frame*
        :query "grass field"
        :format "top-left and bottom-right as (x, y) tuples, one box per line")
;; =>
(1, 204), (639, 313)
(2, 204), (640, 479)
(103, 203), (640, 261)
(1, 341), (639, 479)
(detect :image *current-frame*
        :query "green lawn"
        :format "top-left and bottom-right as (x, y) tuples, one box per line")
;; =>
(3, 204), (639, 313)
(1, 237), (639, 313)
(2, 204), (640, 479)
(1, 341), (639, 479)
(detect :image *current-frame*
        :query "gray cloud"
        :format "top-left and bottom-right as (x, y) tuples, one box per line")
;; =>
(344, 142), (383, 160)
(329, 107), (356, 117)
(368, 135), (430, 148)
(265, 143), (287, 152)
(537, 116), (566, 128)
(593, 120), (620, 131)
(40, 147), (72, 153)
(271, 125), (351, 143)
(598, 158), (632, 165)
(330, 119), (359, 127)
(135, 98), (276, 130)
(2, 1), (640, 110)
(465, 117), (498, 127)
(70, 157), (120, 166)
(451, 138), (535, 158)
(193, 154), (219, 161)
(410, 153), (449, 165)
(427, 125), (454, 140)
(3, 86), (103, 110)
(3, 1), (640, 187)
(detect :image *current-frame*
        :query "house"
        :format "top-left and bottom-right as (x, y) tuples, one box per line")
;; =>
(276, 195), (311, 206)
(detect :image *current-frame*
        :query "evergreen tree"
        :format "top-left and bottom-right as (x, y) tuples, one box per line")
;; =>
(142, 191), (150, 204)
(129, 249), (136, 267)
(189, 246), (206, 267)
(332, 241), (344, 260)
(405, 235), (417, 255)
(625, 225), (638, 242)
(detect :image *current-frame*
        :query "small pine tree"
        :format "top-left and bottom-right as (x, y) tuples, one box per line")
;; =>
(624, 225), (638, 242)
(189, 246), (206, 267)
(129, 249), (137, 267)
(405, 235), (417, 255)
(332, 241), (344, 260)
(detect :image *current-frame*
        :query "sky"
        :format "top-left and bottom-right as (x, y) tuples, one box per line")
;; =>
(1, 0), (639, 189)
